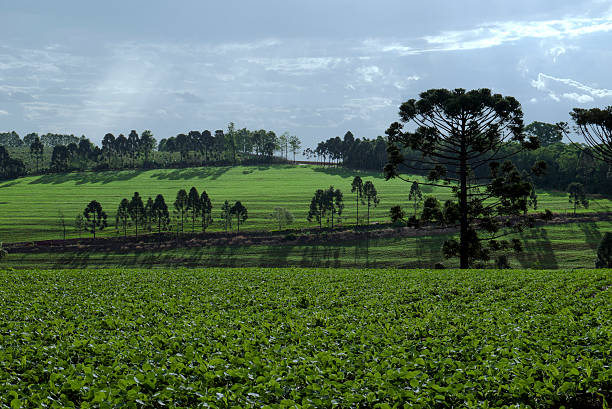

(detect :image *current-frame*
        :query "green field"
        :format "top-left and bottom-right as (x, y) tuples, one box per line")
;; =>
(5, 220), (611, 270)
(1, 268), (610, 407)
(1, 165), (610, 243)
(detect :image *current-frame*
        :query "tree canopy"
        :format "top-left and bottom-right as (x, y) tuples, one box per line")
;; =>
(385, 88), (542, 268)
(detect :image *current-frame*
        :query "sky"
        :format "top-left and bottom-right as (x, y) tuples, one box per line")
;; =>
(1, 0), (612, 148)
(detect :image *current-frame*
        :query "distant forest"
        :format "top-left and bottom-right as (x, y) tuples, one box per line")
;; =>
(1, 121), (610, 194)
(0, 124), (301, 178)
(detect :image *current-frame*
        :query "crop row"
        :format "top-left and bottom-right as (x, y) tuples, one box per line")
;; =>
(0, 268), (611, 408)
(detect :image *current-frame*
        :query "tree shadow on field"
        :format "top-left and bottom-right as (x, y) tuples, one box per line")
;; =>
(0, 181), (21, 188)
(259, 244), (295, 267)
(300, 244), (343, 268)
(312, 167), (384, 180)
(150, 167), (230, 181)
(517, 228), (558, 269)
(415, 234), (446, 268)
(29, 170), (143, 185)
(580, 222), (602, 249)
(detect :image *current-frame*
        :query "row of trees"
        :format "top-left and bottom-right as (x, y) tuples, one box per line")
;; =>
(0, 131), (79, 148)
(303, 132), (387, 171)
(0, 125), (303, 178)
(0, 146), (26, 179)
(158, 125), (301, 164)
(75, 188), (250, 239)
(307, 178), (381, 228)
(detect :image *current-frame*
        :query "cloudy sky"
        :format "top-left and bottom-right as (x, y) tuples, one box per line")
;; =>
(1, 0), (612, 148)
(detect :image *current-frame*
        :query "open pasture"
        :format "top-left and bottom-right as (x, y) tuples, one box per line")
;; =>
(0, 165), (610, 243)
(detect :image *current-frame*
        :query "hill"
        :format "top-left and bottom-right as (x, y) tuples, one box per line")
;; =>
(1, 165), (611, 243)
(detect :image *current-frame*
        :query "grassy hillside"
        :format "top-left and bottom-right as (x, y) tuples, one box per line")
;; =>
(2, 268), (610, 407)
(1, 164), (611, 243)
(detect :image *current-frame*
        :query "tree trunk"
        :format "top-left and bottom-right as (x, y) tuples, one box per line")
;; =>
(459, 118), (469, 269)
(356, 195), (359, 226)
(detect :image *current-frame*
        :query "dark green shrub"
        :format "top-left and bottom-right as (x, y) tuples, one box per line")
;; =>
(596, 232), (612, 268)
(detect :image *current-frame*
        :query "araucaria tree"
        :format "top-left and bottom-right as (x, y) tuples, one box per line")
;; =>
(564, 106), (612, 174)
(351, 176), (364, 225)
(362, 181), (379, 225)
(230, 201), (248, 232)
(83, 200), (107, 238)
(116, 198), (130, 237)
(567, 182), (588, 216)
(128, 192), (145, 237)
(385, 88), (541, 268)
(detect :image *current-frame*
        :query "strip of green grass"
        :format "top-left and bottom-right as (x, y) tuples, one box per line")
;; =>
(6, 220), (611, 269)
(1, 165), (609, 243)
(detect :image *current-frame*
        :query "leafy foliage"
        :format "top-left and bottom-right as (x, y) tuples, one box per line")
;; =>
(385, 88), (541, 268)
(567, 182), (589, 216)
(83, 200), (107, 238)
(595, 232), (612, 268)
(0, 268), (610, 407)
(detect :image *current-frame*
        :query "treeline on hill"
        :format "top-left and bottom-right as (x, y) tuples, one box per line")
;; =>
(72, 188), (251, 240)
(308, 123), (612, 194)
(0, 124), (302, 179)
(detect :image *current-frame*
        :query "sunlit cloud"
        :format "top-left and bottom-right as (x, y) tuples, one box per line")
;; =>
(531, 72), (612, 103)
(364, 16), (612, 55)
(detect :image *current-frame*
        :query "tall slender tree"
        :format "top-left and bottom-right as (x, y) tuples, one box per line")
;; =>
(351, 176), (364, 225)
(362, 181), (379, 225)
(174, 189), (188, 233)
(116, 198), (130, 237)
(127, 130), (140, 168)
(144, 197), (154, 231)
(230, 201), (248, 232)
(187, 187), (201, 232)
(83, 200), (107, 238)
(220, 200), (232, 232)
(128, 192), (145, 237)
(152, 194), (170, 233)
(408, 181), (423, 218)
(307, 189), (326, 228)
(29, 137), (44, 173)
(326, 186), (344, 228)
(289, 135), (301, 163)
(567, 182), (588, 216)
(200, 191), (213, 231)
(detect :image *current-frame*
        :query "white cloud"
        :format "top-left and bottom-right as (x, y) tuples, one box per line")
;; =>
(342, 97), (393, 121)
(356, 65), (383, 83)
(365, 16), (612, 55)
(0, 109), (8, 116)
(562, 92), (594, 103)
(530, 73), (612, 103)
(243, 57), (348, 75)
